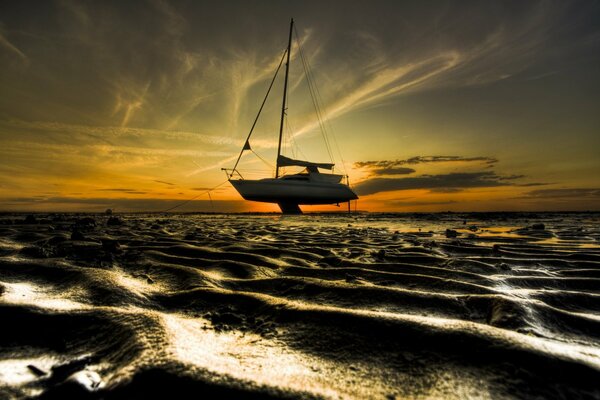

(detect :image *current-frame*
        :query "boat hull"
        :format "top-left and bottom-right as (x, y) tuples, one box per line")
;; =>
(230, 178), (358, 205)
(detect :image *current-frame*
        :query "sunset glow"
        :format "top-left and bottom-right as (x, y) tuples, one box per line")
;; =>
(1, 1), (599, 212)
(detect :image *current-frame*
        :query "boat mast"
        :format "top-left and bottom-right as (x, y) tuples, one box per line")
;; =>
(276, 18), (294, 179)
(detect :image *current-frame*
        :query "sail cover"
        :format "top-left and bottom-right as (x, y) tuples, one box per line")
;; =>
(277, 155), (334, 170)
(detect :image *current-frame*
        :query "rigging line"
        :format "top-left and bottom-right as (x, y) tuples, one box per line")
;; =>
(250, 148), (274, 170)
(284, 117), (294, 158)
(293, 26), (335, 164)
(293, 25), (331, 153)
(318, 97), (348, 176)
(294, 25), (348, 177)
(327, 116), (348, 176)
(283, 114), (296, 160)
(303, 56), (339, 171)
(161, 180), (228, 212)
(295, 29), (347, 177)
(230, 48), (287, 178)
(296, 36), (329, 158)
(286, 117), (308, 160)
(207, 191), (214, 212)
(310, 67), (348, 176)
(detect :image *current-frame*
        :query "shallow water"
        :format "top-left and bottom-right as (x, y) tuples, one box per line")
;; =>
(1, 212), (600, 399)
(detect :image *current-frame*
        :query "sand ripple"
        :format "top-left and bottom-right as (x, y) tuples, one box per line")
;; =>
(1, 212), (600, 399)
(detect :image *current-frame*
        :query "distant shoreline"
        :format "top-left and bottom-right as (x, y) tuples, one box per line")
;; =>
(2, 210), (600, 215)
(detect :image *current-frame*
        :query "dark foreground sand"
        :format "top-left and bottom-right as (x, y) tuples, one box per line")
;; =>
(1, 212), (600, 399)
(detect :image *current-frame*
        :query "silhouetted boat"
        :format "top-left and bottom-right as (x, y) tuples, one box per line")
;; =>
(225, 18), (358, 214)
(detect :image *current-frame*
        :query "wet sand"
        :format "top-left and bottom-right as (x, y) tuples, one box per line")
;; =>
(1, 212), (600, 399)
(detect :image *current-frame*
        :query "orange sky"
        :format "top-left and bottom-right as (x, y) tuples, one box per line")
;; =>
(1, 1), (599, 212)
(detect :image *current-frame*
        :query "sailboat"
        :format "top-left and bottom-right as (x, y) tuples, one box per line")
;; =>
(225, 18), (358, 214)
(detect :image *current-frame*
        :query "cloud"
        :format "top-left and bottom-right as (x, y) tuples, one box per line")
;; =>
(521, 188), (600, 199)
(354, 156), (498, 178)
(388, 200), (459, 207)
(354, 171), (520, 196)
(355, 156), (498, 169)
(154, 180), (175, 186)
(428, 187), (465, 194)
(284, 1), (594, 144)
(517, 182), (549, 187)
(369, 167), (416, 176)
(95, 188), (147, 194)
(0, 31), (28, 63)
(1, 119), (239, 148)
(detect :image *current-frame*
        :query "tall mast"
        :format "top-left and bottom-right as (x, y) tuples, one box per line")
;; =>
(276, 18), (293, 179)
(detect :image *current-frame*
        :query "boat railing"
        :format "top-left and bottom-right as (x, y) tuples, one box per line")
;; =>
(221, 168), (244, 180)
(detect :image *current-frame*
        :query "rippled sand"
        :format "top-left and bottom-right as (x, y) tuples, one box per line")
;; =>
(1, 212), (600, 399)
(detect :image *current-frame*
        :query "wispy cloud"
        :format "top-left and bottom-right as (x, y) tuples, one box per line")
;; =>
(388, 199), (459, 207)
(0, 31), (28, 63)
(520, 188), (600, 199)
(154, 180), (175, 186)
(282, 2), (581, 142)
(95, 188), (147, 194)
(1, 119), (239, 147)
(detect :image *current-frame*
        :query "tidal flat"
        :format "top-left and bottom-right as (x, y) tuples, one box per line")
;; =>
(1, 212), (599, 399)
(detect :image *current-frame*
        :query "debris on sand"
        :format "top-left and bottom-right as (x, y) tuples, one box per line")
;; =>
(445, 229), (459, 238)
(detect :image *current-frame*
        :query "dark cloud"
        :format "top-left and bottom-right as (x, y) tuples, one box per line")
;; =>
(154, 180), (175, 186)
(518, 182), (549, 187)
(354, 171), (519, 195)
(521, 188), (600, 199)
(370, 167), (416, 176)
(355, 156), (498, 169)
(500, 174), (526, 180)
(389, 200), (458, 207)
(96, 188), (147, 194)
(428, 187), (464, 193)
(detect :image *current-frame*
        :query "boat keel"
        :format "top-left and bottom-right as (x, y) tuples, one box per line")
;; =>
(278, 203), (302, 214)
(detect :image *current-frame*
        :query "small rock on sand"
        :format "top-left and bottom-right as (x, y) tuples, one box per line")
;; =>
(497, 263), (511, 271)
(70, 230), (85, 241)
(107, 217), (123, 226)
(76, 217), (96, 228)
(101, 239), (121, 253)
(487, 297), (526, 329)
(445, 229), (459, 238)
(27, 364), (46, 377)
(320, 255), (343, 267)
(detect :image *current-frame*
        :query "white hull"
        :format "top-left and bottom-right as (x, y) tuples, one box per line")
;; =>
(230, 177), (358, 205)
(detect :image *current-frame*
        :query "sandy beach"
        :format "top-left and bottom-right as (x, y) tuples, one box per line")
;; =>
(1, 212), (600, 398)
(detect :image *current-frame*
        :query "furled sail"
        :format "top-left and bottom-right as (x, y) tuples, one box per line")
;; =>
(277, 155), (334, 170)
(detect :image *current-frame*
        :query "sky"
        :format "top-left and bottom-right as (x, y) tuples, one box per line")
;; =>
(1, 0), (599, 212)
